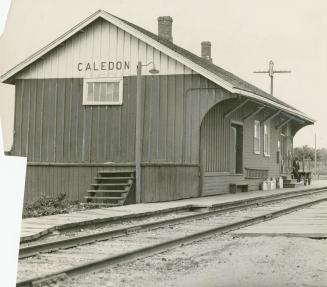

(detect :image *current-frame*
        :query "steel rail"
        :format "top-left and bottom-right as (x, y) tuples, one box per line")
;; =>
(20, 187), (327, 244)
(16, 196), (327, 287)
(19, 188), (327, 259)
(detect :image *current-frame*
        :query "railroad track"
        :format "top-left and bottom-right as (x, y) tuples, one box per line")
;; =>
(19, 187), (327, 255)
(20, 187), (327, 244)
(17, 188), (327, 287)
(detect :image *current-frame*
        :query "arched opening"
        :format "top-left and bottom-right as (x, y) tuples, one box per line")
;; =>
(199, 98), (245, 196)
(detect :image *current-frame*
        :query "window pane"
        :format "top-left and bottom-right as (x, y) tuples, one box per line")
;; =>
(106, 82), (113, 102)
(84, 79), (122, 105)
(100, 82), (107, 102)
(263, 123), (270, 155)
(257, 124), (260, 136)
(113, 82), (119, 102)
(94, 82), (100, 102)
(87, 83), (94, 102)
(255, 138), (260, 152)
(255, 121), (260, 138)
(254, 121), (260, 153)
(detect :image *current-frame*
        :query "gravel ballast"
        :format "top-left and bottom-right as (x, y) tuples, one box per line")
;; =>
(58, 235), (327, 287)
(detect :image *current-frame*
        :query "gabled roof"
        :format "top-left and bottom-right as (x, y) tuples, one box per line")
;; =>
(0, 9), (314, 123)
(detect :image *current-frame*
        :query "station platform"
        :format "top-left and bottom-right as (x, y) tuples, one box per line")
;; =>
(234, 200), (327, 238)
(20, 180), (327, 242)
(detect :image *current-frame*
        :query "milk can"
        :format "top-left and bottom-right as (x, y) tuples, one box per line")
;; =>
(262, 180), (268, 191)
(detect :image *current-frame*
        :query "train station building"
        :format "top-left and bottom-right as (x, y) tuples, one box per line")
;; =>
(0, 10), (314, 205)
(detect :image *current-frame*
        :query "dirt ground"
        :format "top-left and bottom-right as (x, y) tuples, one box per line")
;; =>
(62, 234), (327, 287)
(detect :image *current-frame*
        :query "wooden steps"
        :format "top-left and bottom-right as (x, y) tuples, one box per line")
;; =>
(87, 190), (128, 194)
(85, 170), (135, 206)
(283, 178), (302, 188)
(91, 183), (129, 187)
(98, 170), (135, 175)
(82, 202), (122, 207)
(93, 176), (133, 181)
(281, 174), (292, 180)
(84, 196), (125, 200)
(281, 175), (303, 188)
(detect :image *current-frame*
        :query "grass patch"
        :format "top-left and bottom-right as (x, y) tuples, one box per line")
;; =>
(22, 193), (98, 218)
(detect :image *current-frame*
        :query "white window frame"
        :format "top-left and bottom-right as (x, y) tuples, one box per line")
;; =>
(254, 120), (261, 154)
(263, 121), (270, 157)
(83, 77), (123, 105)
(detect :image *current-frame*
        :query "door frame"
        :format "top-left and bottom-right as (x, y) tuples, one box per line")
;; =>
(230, 120), (244, 175)
(199, 125), (205, 196)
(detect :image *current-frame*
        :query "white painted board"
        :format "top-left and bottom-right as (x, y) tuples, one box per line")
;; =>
(0, 120), (27, 286)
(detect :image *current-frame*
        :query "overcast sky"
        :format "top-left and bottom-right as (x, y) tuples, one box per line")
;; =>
(0, 0), (326, 150)
(0, 0), (10, 35)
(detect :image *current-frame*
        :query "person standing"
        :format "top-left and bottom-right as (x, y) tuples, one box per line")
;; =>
(292, 157), (300, 182)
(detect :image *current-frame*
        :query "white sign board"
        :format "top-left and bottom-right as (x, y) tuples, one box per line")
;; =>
(0, 120), (27, 286)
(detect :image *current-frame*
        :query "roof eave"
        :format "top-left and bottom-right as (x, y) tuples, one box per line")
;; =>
(234, 88), (315, 124)
(0, 10), (237, 92)
(0, 9), (315, 125)
(0, 9), (106, 84)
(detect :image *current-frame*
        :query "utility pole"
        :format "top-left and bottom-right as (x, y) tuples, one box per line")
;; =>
(135, 61), (159, 203)
(135, 62), (142, 203)
(254, 60), (291, 96)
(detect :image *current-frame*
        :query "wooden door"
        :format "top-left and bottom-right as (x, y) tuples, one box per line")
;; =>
(235, 125), (243, 174)
(280, 133), (287, 173)
(231, 124), (243, 174)
(230, 126), (236, 174)
(199, 132), (205, 196)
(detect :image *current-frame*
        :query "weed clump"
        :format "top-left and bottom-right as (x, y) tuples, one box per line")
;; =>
(23, 193), (82, 218)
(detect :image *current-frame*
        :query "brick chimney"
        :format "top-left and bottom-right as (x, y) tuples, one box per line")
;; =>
(158, 16), (173, 42)
(201, 41), (212, 63)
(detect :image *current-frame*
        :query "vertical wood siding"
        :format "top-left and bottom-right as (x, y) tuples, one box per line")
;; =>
(13, 75), (230, 164)
(15, 75), (291, 201)
(201, 100), (285, 196)
(24, 164), (198, 204)
(11, 16), (238, 203)
(15, 18), (193, 79)
(202, 174), (265, 196)
(14, 74), (231, 203)
(202, 174), (244, 196)
(25, 164), (262, 203)
(24, 165), (134, 203)
(141, 165), (199, 202)
(9, 13), (302, 203)
(200, 100), (239, 172)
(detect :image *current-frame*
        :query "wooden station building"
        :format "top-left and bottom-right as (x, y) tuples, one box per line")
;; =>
(1, 10), (314, 205)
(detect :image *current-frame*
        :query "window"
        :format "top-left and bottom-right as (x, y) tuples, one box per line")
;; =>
(254, 120), (260, 154)
(263, 122), (270, 156)
(83, 77), (123, 105)
(277, 140), (281, 164)
(245, 168), (268, 179)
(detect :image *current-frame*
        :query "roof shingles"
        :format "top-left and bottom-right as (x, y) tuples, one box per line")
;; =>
(1, 9), (312, 122)
(119, 15), (300, 112)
